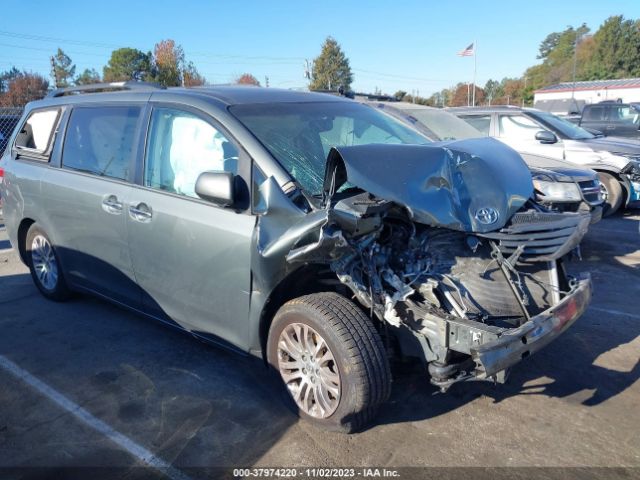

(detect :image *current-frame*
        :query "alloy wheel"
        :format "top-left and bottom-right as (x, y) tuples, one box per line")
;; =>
(31, 235), (58, 291)
(277, 323), (341, 418)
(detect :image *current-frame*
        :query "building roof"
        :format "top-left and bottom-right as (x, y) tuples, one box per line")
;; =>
(535, 78), (640, 94)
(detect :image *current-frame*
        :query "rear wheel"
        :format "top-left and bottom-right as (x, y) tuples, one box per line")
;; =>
(267, 292), (391, 433)
(26, 224), (71, 301)
(598, 172), (623, 217)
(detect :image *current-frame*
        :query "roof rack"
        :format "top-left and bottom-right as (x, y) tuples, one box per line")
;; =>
(47, 81), (165, 98)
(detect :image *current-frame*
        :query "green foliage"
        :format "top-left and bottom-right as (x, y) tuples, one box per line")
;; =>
(154, 39), (185, 87)
(103, 48), (155, 82)
(394, 90), (407, 101)
(582, 16), (640, 79)
(75, 68), (101, 85)
(183, 62), (205, 87)
(53, 48), (76, 88)
(310, 37), (353, 91)
(0, 66), (21, 93)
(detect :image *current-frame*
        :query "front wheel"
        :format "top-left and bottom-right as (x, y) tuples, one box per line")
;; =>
(26, 224), (71, 301)
(267, 292), (391, 433)
(598, 172), (623, 217)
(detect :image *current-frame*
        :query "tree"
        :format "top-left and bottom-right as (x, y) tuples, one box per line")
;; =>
(154, 39), (184, 87)
(236, 73), (260, 86)
(393, 90), (407, 101)
(309, 37), (353, 91)
(103, 48), (154, 82)
(52, 48), (75, 88)
(582, 16), (640, 79)
(0, 67), (21, 93)
(449, 83), (485, 107)
(183, 61), (205, 87)
(75, 68), (101, 85)
(537, 32), (562, 60)
(0, 72), (49, 107)
(483, 79), (503, 104)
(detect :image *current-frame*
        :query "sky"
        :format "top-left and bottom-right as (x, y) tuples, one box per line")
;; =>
(1, 0), (639, 96)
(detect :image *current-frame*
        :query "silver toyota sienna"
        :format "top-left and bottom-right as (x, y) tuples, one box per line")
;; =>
(0, 83), (592, 432)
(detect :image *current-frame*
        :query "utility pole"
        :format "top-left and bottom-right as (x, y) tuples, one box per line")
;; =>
(304, 59), (311, 88)
(50, 56), (58, 89)
(522, 76), (528, 107)
(265, 76), (269, 88)
(472, 39), (477, 106)
(571, 28), (584, 99)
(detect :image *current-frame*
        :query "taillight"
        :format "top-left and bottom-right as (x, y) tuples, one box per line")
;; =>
(0, 167), (4, 180)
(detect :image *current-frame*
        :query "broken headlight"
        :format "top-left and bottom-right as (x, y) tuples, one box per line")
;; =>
(621, 160), (640, 182)
(532, 179), (581, 202)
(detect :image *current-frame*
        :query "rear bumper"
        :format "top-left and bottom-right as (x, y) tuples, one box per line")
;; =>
(470, 274), (592, 379)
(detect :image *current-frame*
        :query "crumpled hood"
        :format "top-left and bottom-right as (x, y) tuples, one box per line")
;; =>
(322, 138), (533, 233)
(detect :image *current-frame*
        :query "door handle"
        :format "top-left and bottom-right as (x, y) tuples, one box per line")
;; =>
(129, 202), (153, 223)
(102, 195), (123, 215)
(606, 125), (615, 130)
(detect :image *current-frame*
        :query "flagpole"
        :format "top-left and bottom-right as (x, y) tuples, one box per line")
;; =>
(472, 40), (477, 106)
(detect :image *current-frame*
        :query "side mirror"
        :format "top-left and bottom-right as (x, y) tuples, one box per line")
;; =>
(535, 130), (558, 144)
(195, 171), (235, 206)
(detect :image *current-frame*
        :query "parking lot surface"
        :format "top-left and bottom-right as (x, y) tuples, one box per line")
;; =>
(0, 210), (639, 479)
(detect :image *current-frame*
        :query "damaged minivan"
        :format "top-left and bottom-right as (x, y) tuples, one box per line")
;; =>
(0, 83), (592, 432)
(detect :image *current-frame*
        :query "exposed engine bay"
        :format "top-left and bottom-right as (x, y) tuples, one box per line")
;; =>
(256, 141), (592, 390)
(268, 143), (591, 390)
(285, 188), (590, 388)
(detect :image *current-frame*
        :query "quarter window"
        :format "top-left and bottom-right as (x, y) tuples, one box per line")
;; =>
(144, 108), (238, 199)
(62, 106), (140, 180)
(14, 109), (60, 159)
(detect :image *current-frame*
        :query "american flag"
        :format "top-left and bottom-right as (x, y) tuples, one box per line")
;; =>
(457, 43), (475, 57)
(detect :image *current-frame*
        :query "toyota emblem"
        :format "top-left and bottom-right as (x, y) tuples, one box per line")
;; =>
(475, 207), (499, 225)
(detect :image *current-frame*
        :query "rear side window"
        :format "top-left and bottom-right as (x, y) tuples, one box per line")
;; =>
(610, 105), (640, 125)
(14, 108), (61, 159)
(62, 106), (140, 180)
(460, 115), (491, 136)
(583, 105), (606, 121)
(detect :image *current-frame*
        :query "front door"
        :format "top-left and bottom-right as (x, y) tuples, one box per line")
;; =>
(127, 106), (255, 349)
(495, 113), (565, 159)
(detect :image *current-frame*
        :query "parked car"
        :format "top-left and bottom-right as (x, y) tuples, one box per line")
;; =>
(0, 83), (591, 432)
(569, 102), (640, 139)
(364, 101), (602, 222)
(449, 106), (640, 216)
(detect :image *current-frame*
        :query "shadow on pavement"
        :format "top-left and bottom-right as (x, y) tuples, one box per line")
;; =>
(0, 273), (296, 477)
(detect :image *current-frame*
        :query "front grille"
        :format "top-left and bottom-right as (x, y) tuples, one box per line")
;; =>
(578, 180), (602, 205)
(478, 210), (590, 262)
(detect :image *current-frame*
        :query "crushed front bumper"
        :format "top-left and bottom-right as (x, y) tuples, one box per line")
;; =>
(470, 274), (592, 379)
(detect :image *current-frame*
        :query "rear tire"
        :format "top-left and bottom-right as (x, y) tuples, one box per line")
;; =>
(598, 172), (623, 217)
(267, 292), (391, 433)
(25, 224), (71, 301)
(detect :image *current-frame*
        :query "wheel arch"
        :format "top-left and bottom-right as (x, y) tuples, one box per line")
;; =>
(257, 263), (347, 363)
(17, 217), (36, 265)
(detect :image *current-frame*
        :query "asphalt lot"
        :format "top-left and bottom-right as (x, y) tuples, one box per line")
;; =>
(0, 209), (638, 479)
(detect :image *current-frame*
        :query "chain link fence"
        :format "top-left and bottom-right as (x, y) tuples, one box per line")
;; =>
(0, 107), (23, 156)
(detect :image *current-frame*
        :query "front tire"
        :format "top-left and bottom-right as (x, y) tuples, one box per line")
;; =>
(26, 224), (71, 301)
(598, 172), (623, 217)
(267, 292), (391, 433)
